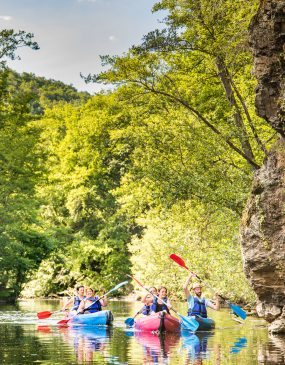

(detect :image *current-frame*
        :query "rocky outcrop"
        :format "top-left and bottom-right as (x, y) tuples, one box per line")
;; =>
(249, 0), (285, 137)
(241, 0), (285, 333)
(240, 141), (285, 333)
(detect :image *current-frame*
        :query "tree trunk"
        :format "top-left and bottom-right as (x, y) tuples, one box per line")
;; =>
(215, 56), (256, 164)
(240, 0), (285, 333)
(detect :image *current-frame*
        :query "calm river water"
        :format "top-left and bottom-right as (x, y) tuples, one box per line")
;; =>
(0, 299), (284, 364)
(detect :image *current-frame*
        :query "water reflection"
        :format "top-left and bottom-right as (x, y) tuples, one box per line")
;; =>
(258, 333), (285, 364)
(58, 326), (111, 364)
(181, 331), (213, 364)
(134, 331), (180, 364)
(230, 337), (247, 354)
(1, 300), (284, 364)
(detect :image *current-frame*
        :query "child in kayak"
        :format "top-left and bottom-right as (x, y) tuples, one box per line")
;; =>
(141, 287), (158, 315)
(150, 286), (172, 314)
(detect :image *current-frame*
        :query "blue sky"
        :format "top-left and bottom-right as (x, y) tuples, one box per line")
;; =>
(0, 0), (164, 93)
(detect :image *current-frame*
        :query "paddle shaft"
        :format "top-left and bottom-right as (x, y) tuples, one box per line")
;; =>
(128, 275), (177, 315)
(82, 280), (128, 313)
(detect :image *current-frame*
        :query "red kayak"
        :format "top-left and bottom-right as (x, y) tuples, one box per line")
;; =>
(134, 312), (180, 333)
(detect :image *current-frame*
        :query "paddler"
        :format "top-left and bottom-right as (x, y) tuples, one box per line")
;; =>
(141, 287), (158, 315)
(184, 273), (220, 318)
(62, 285), (85, 313)
(150, 286), (172, 314)
(77, 287), (107, 314)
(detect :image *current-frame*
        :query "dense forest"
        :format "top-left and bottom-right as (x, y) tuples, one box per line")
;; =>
(0, 1), (276, 304)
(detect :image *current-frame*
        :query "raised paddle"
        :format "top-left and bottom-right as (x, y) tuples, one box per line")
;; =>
(57, 280), (129, 325)
(169, 253), (247, 320)
(127, 274), (199, 332)
(125, 306), (145, 327)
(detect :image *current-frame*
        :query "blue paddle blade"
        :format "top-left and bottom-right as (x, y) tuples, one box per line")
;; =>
(179, 314), (199, 332)
(113, 281), (129, 291)
(125, 317), (135, 327)
(229, 303), (247, 320)
(230, 337), (247, 354)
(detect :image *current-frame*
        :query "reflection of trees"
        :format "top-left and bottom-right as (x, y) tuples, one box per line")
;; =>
(109, 327), (132, 363)
(258, 334), (285, 364)
(0, 324), (45, 364)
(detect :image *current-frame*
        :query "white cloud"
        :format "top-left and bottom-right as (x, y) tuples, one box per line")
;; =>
(0, 16), (12, 21)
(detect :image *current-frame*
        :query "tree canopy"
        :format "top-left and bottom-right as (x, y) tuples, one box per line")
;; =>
(1, 1), (276, 303)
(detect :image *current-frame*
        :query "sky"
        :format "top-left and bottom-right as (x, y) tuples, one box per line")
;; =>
(0, 0), (165, 93)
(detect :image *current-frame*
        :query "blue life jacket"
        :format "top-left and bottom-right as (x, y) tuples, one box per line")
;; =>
(84, 296), (102, 313)
(151, 297), (169, 313)
(188, 297), (207, 318)
(72, 295), (85, 311)
(142, 305), (151, 315)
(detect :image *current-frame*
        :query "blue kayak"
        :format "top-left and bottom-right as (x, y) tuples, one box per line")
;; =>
(70, 310), (113, 326)
(194, 315), (215, 331)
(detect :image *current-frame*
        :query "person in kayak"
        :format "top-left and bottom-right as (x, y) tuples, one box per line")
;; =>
(141, 287), (158, 315)
(77, 287), (107, 314)
(184, 273), (220, 318)
(62, 285), (85, 313)
(150, 286), (172, 314)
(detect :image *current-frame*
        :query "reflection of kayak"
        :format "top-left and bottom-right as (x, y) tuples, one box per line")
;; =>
(135, 331), (180, 352)
(70, 310), (113, 326)
(134, 312), (180, 332)
(75, 326), (110, 339)
(181, 331), (213, 360)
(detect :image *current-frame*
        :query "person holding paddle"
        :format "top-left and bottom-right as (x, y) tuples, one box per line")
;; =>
(150, 286), (172, 314)
(62, 285), (85, 313)
(141, 287), (157, 315)
(77, 287), (107, 314)
(184, 273), (220, 318)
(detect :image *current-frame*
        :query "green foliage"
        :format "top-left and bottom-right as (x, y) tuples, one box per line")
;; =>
(129, 201), (254, 303)
(0, 29), (39, 68)
(25, 95), (135, 294)
(0, 69), (54, 295)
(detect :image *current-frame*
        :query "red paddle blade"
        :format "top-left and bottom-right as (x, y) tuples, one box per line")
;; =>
(57, 318), (70, 325)
(169, 254), (189, 270)
(37, 311), (53, 319)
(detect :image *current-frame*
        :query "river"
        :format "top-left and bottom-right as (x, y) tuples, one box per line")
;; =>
(0, 299), (284, 364)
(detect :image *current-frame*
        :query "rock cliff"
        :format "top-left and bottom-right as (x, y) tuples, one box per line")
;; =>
(240, 0), (285, 333)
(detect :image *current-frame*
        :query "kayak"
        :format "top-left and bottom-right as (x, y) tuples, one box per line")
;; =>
(69, 310), (113, 326)
(193, 315), (215, 331)
(134, 312), (180, 333)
